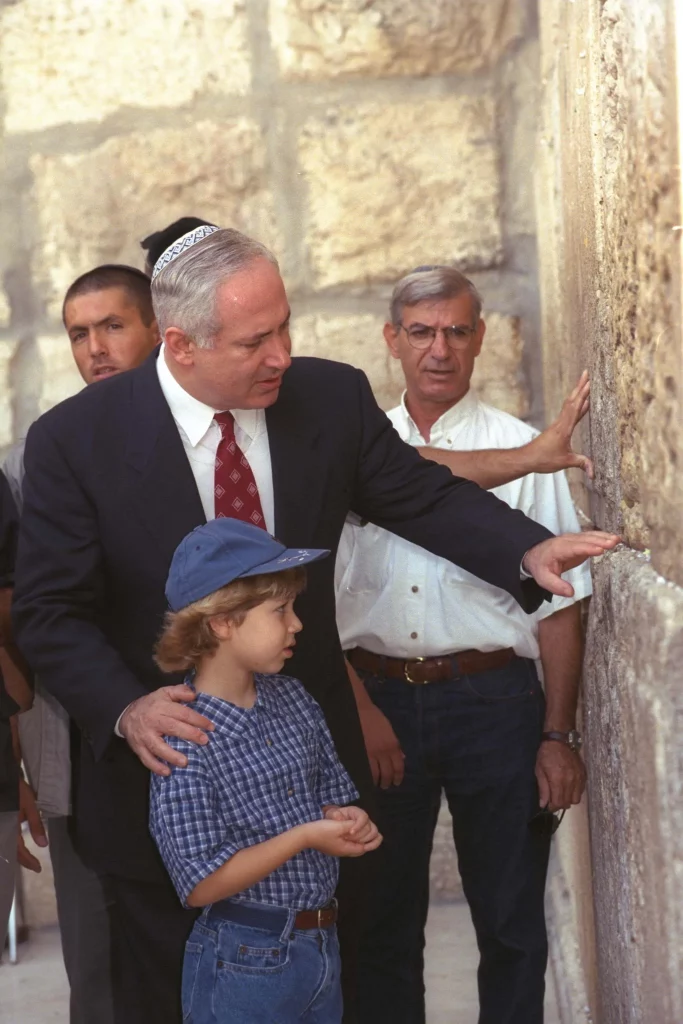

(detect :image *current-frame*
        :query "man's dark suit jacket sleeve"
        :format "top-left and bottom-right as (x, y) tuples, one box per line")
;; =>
(12, 419), (147, 758)
(349, 371), (554, 612)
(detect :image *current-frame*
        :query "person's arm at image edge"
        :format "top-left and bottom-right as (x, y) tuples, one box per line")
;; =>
(536, 603), (587, 812)
(9, 715), (48, 871)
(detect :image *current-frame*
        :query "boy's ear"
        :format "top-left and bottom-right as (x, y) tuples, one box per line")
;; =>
(209, 614), (233, 640)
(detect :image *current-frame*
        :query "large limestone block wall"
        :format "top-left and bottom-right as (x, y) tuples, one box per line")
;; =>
(537, 2), (683, 1021)
(0, 0), (541, 453)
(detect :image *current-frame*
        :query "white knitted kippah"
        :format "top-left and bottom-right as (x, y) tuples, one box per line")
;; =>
(151, 224), (220, 280)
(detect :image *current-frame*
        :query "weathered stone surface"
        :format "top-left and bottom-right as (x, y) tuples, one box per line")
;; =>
(292, 312), (404, 410)
(299, 98), (503, 288)
(546, 803), (599, 1021)
(535, 0), (607, 532)
(0, 339), (20, 449)
(30, 121), (281, 319)
(271, 0), (525, 81)
(1, 0), (250, 133)
(501, 39), (539, 237)
(585, 549), (683, 1024)
(429, 799), (463, 903)
(36, 336), (84, 414)
(472, 313), (529, 419)
(536, 0), (682, 576)
(537, 6), (683, 1018)
(0, 290), (10, 330)
(596, 1), (682, 580)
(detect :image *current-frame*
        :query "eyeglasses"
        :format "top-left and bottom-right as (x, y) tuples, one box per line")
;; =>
(528, 807), (566, 838)
(397, 322), (477, 351)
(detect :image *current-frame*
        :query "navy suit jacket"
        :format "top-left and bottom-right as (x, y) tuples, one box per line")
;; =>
(13, 353), (552, 879)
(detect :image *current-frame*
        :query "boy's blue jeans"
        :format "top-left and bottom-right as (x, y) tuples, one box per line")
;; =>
(182, 899), (343, 1023)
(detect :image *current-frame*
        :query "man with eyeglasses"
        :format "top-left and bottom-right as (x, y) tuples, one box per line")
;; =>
(336, 266), (590, 1024)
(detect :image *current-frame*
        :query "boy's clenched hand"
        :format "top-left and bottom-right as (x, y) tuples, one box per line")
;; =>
(302, 808), (382, 857)
(324, 805), (380, 845)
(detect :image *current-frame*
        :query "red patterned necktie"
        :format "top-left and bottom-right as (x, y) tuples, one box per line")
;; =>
(213, 412), (265, 528)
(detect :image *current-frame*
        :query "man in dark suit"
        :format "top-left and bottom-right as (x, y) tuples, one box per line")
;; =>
(13, 227), (618, 1024)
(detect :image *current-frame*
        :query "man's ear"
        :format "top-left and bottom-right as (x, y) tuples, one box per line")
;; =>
(164, 326), (196, 367)
(383, 322), (401, 360)
(473, 318), (486, 358)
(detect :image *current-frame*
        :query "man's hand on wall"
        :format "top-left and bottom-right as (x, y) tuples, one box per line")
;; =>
(522, 531), (620, 597)
(535, 741), (586, 812)
(526, 370), (593, 477)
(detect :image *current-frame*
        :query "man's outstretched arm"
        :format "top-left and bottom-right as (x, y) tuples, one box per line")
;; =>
(351, 368), (618, 611)
(418, 371), (593, 489)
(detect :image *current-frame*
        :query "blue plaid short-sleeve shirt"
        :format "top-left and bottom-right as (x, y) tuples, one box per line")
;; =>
(149, 674), (359, 909)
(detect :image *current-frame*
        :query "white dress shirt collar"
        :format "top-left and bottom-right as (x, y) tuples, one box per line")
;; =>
(156, 346), (262, 447)
(395, 388), (480, 444)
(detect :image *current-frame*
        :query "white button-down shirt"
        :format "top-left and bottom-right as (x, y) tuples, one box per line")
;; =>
(335, 389), (592, 661)
(156, 347), (275, 532)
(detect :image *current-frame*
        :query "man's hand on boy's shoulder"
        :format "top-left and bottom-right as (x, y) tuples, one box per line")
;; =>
(119, 685), (215, 776)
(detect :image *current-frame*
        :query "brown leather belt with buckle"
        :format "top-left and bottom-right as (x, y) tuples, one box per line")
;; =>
(294, 904), (338, 929)
(347, 646), (515, 685)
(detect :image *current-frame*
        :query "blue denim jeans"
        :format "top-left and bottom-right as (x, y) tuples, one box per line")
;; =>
(182, 899), (343, 1023)
(355, 656), (551, 1024)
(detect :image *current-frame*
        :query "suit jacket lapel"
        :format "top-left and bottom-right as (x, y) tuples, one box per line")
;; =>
(124, 352), (206, 557)
(266, 378), (321, 544)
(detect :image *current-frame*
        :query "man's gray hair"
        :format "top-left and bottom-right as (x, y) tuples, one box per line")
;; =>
(389, 265), (482, 326)
(151, 228), (279, 348)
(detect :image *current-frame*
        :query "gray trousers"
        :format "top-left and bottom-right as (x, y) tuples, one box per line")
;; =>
(47, 816), (115, 1024)
(0, 811), (17, 949)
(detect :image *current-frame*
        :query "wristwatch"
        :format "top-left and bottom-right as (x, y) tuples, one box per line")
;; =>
(541, 730), (582, 752)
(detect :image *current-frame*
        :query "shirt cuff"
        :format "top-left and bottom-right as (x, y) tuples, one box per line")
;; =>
(520, 556), (532, 579)
(114, 701), (136, 738)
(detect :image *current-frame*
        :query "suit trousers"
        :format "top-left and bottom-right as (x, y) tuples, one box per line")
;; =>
(47, 816), (115, 1024)
(103, 855), (370, 1024)
(355, 657), (551, 1024)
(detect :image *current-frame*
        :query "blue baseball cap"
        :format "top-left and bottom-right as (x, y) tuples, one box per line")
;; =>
(166, 518), (330, 612)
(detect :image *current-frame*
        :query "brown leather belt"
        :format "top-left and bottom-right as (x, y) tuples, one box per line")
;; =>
(210, 898), (338, 931)
(348, 646), (515, 685)
(294, 904), (338, 930)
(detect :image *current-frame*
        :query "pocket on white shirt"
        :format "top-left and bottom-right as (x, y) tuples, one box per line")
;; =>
(336, 522), (391, 594)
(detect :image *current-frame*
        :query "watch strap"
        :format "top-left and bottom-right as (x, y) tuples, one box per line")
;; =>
(542, 731), (570, 744)
(542, 730), (581, 751)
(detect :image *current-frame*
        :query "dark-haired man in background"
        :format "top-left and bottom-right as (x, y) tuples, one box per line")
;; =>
(3, 264), (159, 1024)
(140, 216), (216, 278)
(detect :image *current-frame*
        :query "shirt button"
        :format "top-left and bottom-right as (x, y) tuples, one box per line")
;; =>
(411, 585), (419, 593)
(265, 738), (273, 746)
(287, 788), (294, 796)
(410, 631), (418, 639)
